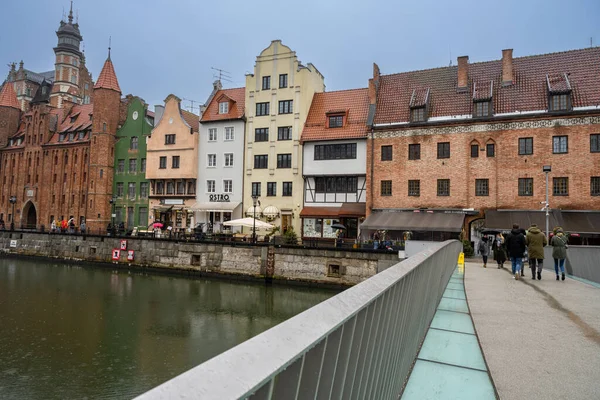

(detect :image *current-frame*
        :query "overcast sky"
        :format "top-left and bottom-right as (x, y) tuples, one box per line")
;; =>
(2, 0), (599, 112)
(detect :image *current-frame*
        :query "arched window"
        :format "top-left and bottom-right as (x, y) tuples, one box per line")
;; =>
(54, 155), (58, 165)
(64, 153), (68, 164)
(470, 140), (480, 158)
(485, 139), (496, 158)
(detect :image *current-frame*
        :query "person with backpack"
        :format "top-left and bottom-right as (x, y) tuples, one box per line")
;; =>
(505, 223), (526, 280)
(526, 223), (548, 280)
(478, 236), (490, 268)
(551, 227), (568, 281)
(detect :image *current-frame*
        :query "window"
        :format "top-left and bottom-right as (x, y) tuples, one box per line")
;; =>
(278, 126), (292, 140)
(165, 134), (176, 145)
(70, 75), (77, 84)
(279, 74), (288, 88)
(254, 155), (268, 169)
(278, 100), (293, 114)
(78, 131), (86, 140)
(117, 159), (125, 173)
(141, 158), (146, 173)
(591, 177), (600, 196)
(68, 132), (75, 142)
(177, 181), (185, 194)
(206, 180), (215, 193)
(156, 181), (164, 194)
(408, 144), (421, 160)
(224, 153), (234, 167)
(437, 142), (450, 159)
(475, 179), (489, 196)
(139, 207), (148, 225)
(553, 177), (568, 196)
(58, 133), (65, 142)
(591, 134), (600, 153)
(381, 180), (392, 196)
(282, 182), (293, 196)
(518, 178), (533, 196)
(471, 144), (479, 158)
(130, 137), (138, 150)
(486, 143), (495, 157)
(219, 102), (229, 114)
(519, 137), (533, 155)
(262, 76), (271, 90)
(437, 179), (450, 196)
(408, 180), (420, 196)
(251, 182), (261, 197)
(267, 182), (277, 196)
(474, 101), (491, 117)
(208, 128), (217, 141)
(128, 159), (136, 173)
(187, 181), (195, 194)
(116, 182), (124, 198)
(256, 102), (270, 116)
(411, 107), (426, 122)
(225, 127), (234, 141)
(550, 94), (569, 111)
(553, 136), (568, 154)
(223, 180), (233, 193)
(172, 156), (180, 169)
(208, 154), (216, 167)
(329, 115), (343, 128)
(140, 182), (149, 198)
(381, 145), (393, 161)
(255, 128), (269, 142)
(277, 154), (291, 168)
(167, 181), (174, 194)
(314, 143), (357, 160)
(128, 183), (136, 199)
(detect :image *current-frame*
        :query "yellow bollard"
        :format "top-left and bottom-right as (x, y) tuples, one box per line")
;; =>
(457, 252), (465, 273)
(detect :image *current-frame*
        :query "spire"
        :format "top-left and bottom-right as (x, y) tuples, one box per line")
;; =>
(68, 1), (74, 24)
(94, 56), (121, 93)
(0, 82), (20, 109)
(108, 36), (111, 60)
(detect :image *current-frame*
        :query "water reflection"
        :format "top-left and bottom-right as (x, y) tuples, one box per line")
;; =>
(0, 258), (337, 399)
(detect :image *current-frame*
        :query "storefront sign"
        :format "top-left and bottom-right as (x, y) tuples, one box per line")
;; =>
(209, 194), (230, 202)
(164, 199), (184, 205)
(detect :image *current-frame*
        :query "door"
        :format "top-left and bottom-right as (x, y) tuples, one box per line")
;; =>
(281, 214), (292, 233)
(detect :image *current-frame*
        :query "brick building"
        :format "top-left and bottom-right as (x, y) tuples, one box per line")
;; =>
(0, 8), (124, 232)
(363, 47), (600, 241)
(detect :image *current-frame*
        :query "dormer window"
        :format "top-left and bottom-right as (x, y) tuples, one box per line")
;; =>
(474, 101), (492, 117)
(546, 73), (572, 112)
(473, 81), (493, 118)
(409, 88), (430, 122)
(219, 101), (229, 114)
(329, 115), (343, 128)
(58, 133), (65, 142)
(70, 116), (77, 123)
(411, 107), (426, 122)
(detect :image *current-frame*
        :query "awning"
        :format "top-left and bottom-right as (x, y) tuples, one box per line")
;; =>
(560, 211), (600, 234)
(484, 210), (561, 232)
(300, 203), (367, 218)
(360, 211), (464, 232)
(189, 202), (241, 212)
(152, 206), (174, 212)
(339, 202), (366, 217)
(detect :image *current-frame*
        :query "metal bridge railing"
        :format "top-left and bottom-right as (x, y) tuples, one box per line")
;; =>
(136, 240), (462, 400)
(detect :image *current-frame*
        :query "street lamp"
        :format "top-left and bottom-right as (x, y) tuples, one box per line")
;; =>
(9, 196), (17, 231)
(251, 195), (260, 244)
(542, 165), (552, 241)
(109, 196), (116, 235)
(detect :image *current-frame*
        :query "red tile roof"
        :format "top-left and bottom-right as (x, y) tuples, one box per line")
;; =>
(181, 109), (199, 132)
(0, 82), (20, 109)
(373, 47), (600, 125)
(58, 104), (93, 133)
(200, 87), (245, 122)
(302, 88), (369, 142)
(94, 58), (121, 93)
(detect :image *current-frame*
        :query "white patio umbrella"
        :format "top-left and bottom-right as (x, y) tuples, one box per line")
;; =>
(223, 217), (273, 230)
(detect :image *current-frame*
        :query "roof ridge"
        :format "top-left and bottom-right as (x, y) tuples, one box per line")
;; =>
(318, 87), (368, 94)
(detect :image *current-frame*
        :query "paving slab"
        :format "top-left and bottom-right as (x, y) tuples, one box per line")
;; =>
(465, 261), (600, 400)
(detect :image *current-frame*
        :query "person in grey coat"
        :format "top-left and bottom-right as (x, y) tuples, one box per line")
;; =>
(551, 228), (568, 281)
(478, 236), (491, 268)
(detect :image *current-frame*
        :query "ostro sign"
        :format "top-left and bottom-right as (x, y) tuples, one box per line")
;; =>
(209, 194), (230, 202)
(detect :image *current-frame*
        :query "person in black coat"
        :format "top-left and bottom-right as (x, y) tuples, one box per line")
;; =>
(505, 224), (526, 280)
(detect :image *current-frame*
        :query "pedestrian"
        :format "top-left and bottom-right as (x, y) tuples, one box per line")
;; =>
(80, 220), (86, 235)
(526, 223), (547, 280)
(492, 233), (507, 269)
(478, 236), (490, 268)
(505, 223), (526, 280)
(551, 227), (568, 281)
(61, 218), (67, 233)
(51, 219), (56, 233)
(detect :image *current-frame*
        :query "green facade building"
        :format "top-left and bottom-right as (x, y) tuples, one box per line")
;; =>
(112, 96), (153, 230)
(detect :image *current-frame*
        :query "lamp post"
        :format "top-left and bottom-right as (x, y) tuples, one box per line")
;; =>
(9, 196), (17, 231)
(251, 195), (260, 244)
(542, 165), (552, 241)
(109, 196), (116, 236)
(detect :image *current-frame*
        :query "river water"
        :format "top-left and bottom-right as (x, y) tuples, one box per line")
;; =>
(0, 258), (338, 399)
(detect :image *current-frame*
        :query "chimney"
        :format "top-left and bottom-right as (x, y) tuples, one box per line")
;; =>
(457, 56), (469, 91)
(502, 49), (514, 86)
(368, 63), (381, 105)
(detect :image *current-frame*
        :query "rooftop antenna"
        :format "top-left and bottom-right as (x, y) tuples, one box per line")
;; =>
(591, 37), (594, 48)
(182, 98), (202, 114)
(62, 7), (66, 22)
(449, 45), (453, 67)
(76, 9), (79, 24)
(211, 67), (232, 83)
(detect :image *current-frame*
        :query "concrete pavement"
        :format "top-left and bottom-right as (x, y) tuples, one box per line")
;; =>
(465, 261), (600, 400)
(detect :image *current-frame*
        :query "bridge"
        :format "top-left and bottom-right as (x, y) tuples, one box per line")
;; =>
(136, 241), (600, 400)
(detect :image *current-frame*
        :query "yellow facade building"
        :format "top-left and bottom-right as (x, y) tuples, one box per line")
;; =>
(243, 40), (325, 235)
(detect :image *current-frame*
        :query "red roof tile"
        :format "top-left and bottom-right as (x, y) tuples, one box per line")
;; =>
(374, 47), (600, 124)
(181, 109), (199, 132)
(94, 58), (121, 93)
(58, 104), (93, 133)
(0, 82), (20, 109)
(302, 88), (369, 142)
(200, 87), (246, 122)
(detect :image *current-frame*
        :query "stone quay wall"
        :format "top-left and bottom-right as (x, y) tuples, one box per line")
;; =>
(0, 232), (399, 286)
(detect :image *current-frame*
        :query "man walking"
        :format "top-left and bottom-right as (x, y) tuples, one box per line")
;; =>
(505, 223), (526, 280)
(526, 223), (547, 280)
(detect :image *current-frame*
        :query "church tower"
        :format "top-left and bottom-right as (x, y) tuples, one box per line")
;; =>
(50, 2), (83, 108)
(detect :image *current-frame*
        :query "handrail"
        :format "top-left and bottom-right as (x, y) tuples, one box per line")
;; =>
(136, 240), (462, 400)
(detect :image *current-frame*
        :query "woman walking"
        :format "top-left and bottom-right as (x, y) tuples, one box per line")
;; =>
(492, 233), (507, 269)
(478, 236), (491, 268)
(551, 228), (568, 281)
